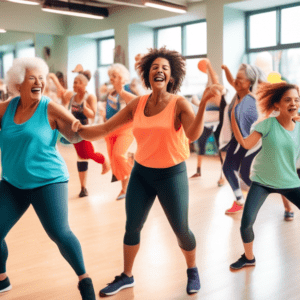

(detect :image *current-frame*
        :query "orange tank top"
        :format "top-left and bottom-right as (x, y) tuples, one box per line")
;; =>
(132, 94), (190, 168)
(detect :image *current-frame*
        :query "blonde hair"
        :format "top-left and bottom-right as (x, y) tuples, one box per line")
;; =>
(5, 57), (49, 95)
(108, 63), (130, 83)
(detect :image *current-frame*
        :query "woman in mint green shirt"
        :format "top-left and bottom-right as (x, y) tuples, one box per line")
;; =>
(229, 82), (300, 270)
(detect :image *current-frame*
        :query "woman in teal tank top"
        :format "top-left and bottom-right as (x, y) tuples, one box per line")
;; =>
(0, 57), (95, 300)
(229, 82), (300, 271)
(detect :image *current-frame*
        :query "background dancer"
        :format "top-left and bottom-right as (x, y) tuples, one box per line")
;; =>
(230, 82), (300, 270)
(104, 64), (136, 200)
(48, 69), (110, 198)
(0, 57), (95, 300)
(72, 47), (224, 297)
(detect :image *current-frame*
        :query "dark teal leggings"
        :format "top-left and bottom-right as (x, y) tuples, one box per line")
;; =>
(0, 180), (86, 275)
(124, 161), (196, 251)
(241, 182), (300, 243)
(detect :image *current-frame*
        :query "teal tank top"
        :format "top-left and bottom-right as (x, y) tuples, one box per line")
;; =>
(1, 96), (69, 189)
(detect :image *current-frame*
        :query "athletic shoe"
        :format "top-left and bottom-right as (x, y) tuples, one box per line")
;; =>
(0, 277), (12, 293)
(79, 188), (88, 198)
(186, 267), (200, 295)
(78, 278), (96, 300)
(116, 193), (126, 200)
(99, 273), (135, 297)
(284, 211), (294, 221)
(225, 201), (243, 214)
(230, 254), (256, 270)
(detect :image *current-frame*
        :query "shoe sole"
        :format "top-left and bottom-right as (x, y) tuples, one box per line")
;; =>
(100, 282), (135, 297)
(0, 285), (12, 293)
(187, 289), (200, 295)
(225, 208), (244, 214)
(230, 262), (256, 270)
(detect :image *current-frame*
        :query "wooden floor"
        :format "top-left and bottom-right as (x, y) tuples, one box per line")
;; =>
(1, 139), (300, 300)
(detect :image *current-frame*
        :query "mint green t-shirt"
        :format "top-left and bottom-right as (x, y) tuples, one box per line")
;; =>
(250, 117), (300, 189)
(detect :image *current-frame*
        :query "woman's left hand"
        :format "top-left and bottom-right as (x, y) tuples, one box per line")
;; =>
(72, 119), (82, 132)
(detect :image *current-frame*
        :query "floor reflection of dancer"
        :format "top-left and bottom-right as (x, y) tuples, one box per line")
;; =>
(104, 64), (135, 200)
(0, 57), (96, 300)
(190, 59), (226, 186)
(72, 47), (224, 297)
(230, 82), (300, 270)
(48, 67), (110, 198)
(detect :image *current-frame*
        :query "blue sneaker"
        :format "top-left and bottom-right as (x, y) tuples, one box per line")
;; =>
(99, 273), (135, 297)
(187, 267), (200, 295)
(78, 278), (96, 300)
(0, 277), (12, 293)
(230, 253), (256, 270)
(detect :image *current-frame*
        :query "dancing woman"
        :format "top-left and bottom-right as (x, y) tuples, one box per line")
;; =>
(0, 57), (95, 299)
(230, 82), (300, 269)
(72, 47), (223, 296)
(48, 68), (110, 197)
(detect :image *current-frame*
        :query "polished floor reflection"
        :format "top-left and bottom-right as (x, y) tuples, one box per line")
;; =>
(2, 139), (300, 300)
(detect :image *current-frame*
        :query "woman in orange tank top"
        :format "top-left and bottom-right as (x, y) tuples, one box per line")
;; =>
(72, 47), (224, 297)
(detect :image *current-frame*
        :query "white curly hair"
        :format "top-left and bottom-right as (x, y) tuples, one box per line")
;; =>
(5, 57), (49, 95)
(108, 63), (130, 83)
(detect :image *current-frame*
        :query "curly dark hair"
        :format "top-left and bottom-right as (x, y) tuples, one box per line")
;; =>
(257, 82), (299, 117)
(136, 47), (186, 94)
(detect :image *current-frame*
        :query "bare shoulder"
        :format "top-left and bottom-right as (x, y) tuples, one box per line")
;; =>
(175, 95), (193, 112)
(127, 95), (142, 116)
(87, 93), (97, 102)
(0, 99), (13, 117)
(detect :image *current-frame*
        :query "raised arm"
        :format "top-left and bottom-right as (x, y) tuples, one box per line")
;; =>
(230, 100), (262, 149)
(73, 96), (140, 141)
(206, 60), (219, 85)
(221, 65), (235, 88)
(179, 85), (224, 142)
(82, 94), (97, 119)
(113, 75), (136, 104)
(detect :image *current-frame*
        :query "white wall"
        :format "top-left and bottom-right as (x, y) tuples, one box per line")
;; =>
(68, 36), (97, 94)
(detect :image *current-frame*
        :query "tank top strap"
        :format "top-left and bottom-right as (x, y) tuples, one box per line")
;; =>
(135, 94), (149, 117)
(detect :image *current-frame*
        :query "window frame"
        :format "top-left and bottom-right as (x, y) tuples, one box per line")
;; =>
(96, 36), (115, 68)
(154, 20), (207, 60)
(246, 2), (300, 54)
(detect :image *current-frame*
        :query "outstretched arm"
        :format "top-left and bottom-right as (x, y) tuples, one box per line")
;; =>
(72, 96), (140, 141)
(230, 100), (261, 149)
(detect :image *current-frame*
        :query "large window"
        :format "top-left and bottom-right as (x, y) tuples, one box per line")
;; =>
(17, 45), (35, 58)
(97, 37), (115, 85)
(154, 21), (207, 96)
(246, 3), (300, 84)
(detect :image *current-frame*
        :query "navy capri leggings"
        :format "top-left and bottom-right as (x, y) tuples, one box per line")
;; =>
(124, 161), (196, 251)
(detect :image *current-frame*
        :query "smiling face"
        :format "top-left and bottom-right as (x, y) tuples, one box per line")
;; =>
(149, 57), (171, 91)
(19, 68), (46, 101)
(235, 69), (251, 93)
(274, 88), (300, 119)
(73, 77), (86, 93)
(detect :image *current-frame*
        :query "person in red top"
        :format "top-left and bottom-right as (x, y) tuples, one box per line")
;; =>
(72, 47), (223, 297)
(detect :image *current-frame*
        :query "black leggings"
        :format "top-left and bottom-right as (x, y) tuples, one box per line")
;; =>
(124, 161), (196, 251)
(0, 180), (86, 275)
(223, 137), (261, 193)
(241, 182), (300, 243)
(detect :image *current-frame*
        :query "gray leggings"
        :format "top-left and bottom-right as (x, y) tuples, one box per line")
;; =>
(241, 182), (300, 243)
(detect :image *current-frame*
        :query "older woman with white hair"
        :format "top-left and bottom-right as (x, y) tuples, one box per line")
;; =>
(0, 57), (96, 300)
(104, 63), (135, 200)
(221, 63), (294, 217)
